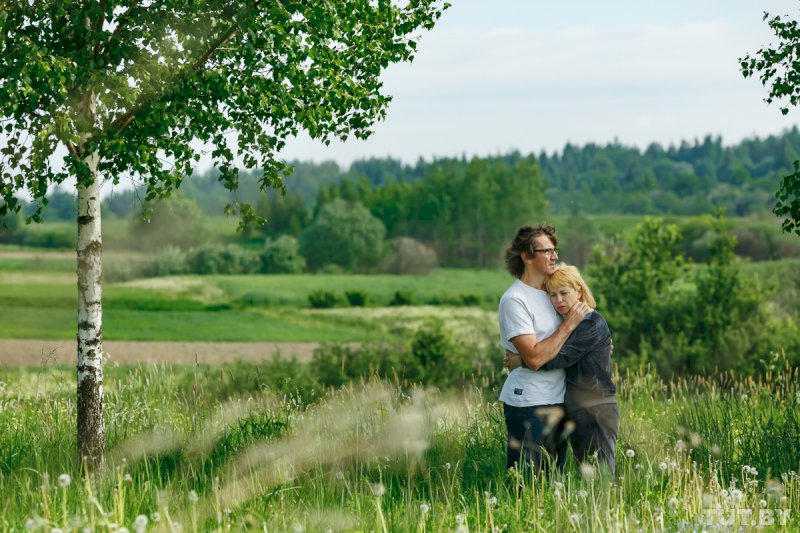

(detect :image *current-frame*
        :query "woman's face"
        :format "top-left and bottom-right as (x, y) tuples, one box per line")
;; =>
(549, 284), (582, 315)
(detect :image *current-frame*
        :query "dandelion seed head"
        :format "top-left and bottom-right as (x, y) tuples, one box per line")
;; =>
(554, 481), (564, 490)
(420, 503), (430, 514)
(51, 529), (63, 533)
(751, 468), (758, 476)
(489, 496), (498, 506)
(675, 440), (686, 452)
(760, 499), (767, 508)
(371, 483), (386, 497)
(625, 449), (635, 458)
(334, 470), (345, 481)
(702, 493), (714, 507)
(123, 473), (133, 483)
(445, 462), (451, 470)
(635, 463), (643, 470)
(668, 497), (679, 509)
(577, 489), (588, 499)
(57, 473), (71, 487)
(188, 490), (199, 503)
(118, 528), (130, 533)
(730, 489), (743, 504)
(579, 462), (596, 480)
(151, 512), (161, 523)
(721, 489), (729, 498)
(292, 523), (304, 533)
(568, 513), (581, 525)
(659, 462), (668, 471)
(455, 513), (464, 525)
(743, 465), (752, 474)
(711, 444), (721, 455)
(133, 515), (148, 533)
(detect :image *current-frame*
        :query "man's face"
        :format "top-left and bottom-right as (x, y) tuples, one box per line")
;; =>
(530, 235), (558, 276)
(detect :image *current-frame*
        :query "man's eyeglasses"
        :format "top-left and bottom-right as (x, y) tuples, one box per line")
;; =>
(532, 248), (559, 256)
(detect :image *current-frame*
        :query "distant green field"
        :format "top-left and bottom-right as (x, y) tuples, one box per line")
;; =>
(1, 248), (797, 342)
(0, 263), (507, 341)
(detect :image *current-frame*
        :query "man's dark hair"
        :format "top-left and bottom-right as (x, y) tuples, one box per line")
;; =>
(504, 224), (557, 278)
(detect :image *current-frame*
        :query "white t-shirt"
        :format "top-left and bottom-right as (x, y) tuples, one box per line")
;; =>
(498, 279), (566, 406)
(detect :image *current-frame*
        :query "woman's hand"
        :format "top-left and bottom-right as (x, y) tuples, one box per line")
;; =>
(504, 350), (523, 370)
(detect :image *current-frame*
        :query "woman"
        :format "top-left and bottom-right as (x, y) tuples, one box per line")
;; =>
(498, 225), (590, 474)
(508, 264), (619, 474)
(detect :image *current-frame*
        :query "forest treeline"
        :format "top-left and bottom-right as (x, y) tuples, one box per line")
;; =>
(4, 128), (800, 268)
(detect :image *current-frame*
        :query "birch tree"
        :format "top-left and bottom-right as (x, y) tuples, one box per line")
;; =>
(741, 11), (800, 236)
(0, 0), (448, 469)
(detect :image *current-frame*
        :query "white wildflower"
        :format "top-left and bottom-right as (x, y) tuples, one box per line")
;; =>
(577, 489), (588, 499)
(123, 473), (133, 483)
(730, 489), (743, 504)
(134, 515), (148, 533)
(625, 449), (635, 458)
(760, 499), (767, 508)
(57, 474), (71, 488)
(659, 461), (668, 471)
(690, 433), (702, 448)
(188, 490), (199, 503)
(455, 514), (464, 525)
(721, 489), (729, 498)
(554, 481), (564, 490)
(292, 523), (304, 533)
(569, 513), (581, 525)
(334, 471), (345, 481)
(445, 462), (451, 470)
(668, 497), (679, 509)
(579, 462), (596, 480)
(711, 444), (721, 455)
(420, 503), (430, 514)
(742, 465), (752, 475)
(151, 513), (161, 523)
(751, 468), (758, 476)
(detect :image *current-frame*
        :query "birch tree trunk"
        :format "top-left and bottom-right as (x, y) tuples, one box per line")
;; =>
(76, 92), (104, 468)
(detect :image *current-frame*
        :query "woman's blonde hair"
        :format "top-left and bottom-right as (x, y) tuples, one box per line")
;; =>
(545, 264), (596, 309)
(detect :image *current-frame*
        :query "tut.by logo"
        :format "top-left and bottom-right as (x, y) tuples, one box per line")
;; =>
(701, 508), (792, 527)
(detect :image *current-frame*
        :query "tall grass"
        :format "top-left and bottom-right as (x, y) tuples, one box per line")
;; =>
(0, 360), (797, 531)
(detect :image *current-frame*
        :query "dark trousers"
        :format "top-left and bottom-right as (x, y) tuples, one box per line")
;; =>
(568, 402), (620, 475)
(503, 403), (568, 475)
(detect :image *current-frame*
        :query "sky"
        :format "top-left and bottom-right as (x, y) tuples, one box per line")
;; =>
(272, 0), (800, 168)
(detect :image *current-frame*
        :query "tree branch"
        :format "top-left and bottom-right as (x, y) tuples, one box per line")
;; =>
(108, 3), (256, 134)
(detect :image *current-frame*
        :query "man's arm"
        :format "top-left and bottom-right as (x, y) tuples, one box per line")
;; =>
(540, 316), (600, 370)
(509, 302), (591, 371)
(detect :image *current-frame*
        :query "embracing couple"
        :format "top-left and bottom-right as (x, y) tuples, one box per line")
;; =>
(499, 224), (618, 476)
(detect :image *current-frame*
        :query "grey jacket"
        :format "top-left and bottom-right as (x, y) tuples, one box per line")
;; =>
(541, 310), (616, 411)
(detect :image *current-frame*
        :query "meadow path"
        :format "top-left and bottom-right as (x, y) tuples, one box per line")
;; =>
(0, 339), (320, 366)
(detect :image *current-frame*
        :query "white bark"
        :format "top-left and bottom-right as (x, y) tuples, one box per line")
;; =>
(76, 93), (104, 467)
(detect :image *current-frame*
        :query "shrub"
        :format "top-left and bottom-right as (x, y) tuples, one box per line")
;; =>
(389, 290), (413, 306)
(344, 289), (368, 307)
(186, 243), (260, 274)
(130, 194), (208, 251)
(387, 236), (439, 274)
(261, 235), (305, 274)
(458, 293), (482, 306)
(21, 227), (75, 249)
(140, 246), (188, 277)
(308, 288), (340, 309)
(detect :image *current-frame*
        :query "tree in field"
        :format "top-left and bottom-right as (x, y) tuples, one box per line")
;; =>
(740, 12), (800, 236)
(0, 0), (448, 468)
(299, 198), (386, 272)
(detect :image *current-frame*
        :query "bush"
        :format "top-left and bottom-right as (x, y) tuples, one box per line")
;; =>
(458, 293), (482, 306)
(389, 290), (413, 306)
(299, 199), (387, 272)
(387, 237), (439, 274)
(130, 194), (208, 251)
(308, 289), (340, 309)
(140, 246), (188, 277)
(344, 289), (368, 307)
(21, 227), (75, 249)
(261, 235), (305, 274)
(186, 243), (260, 275)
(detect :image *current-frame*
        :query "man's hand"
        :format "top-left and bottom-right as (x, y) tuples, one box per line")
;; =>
(564, 301), (591, 331)
(504, 350), (523, 370)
